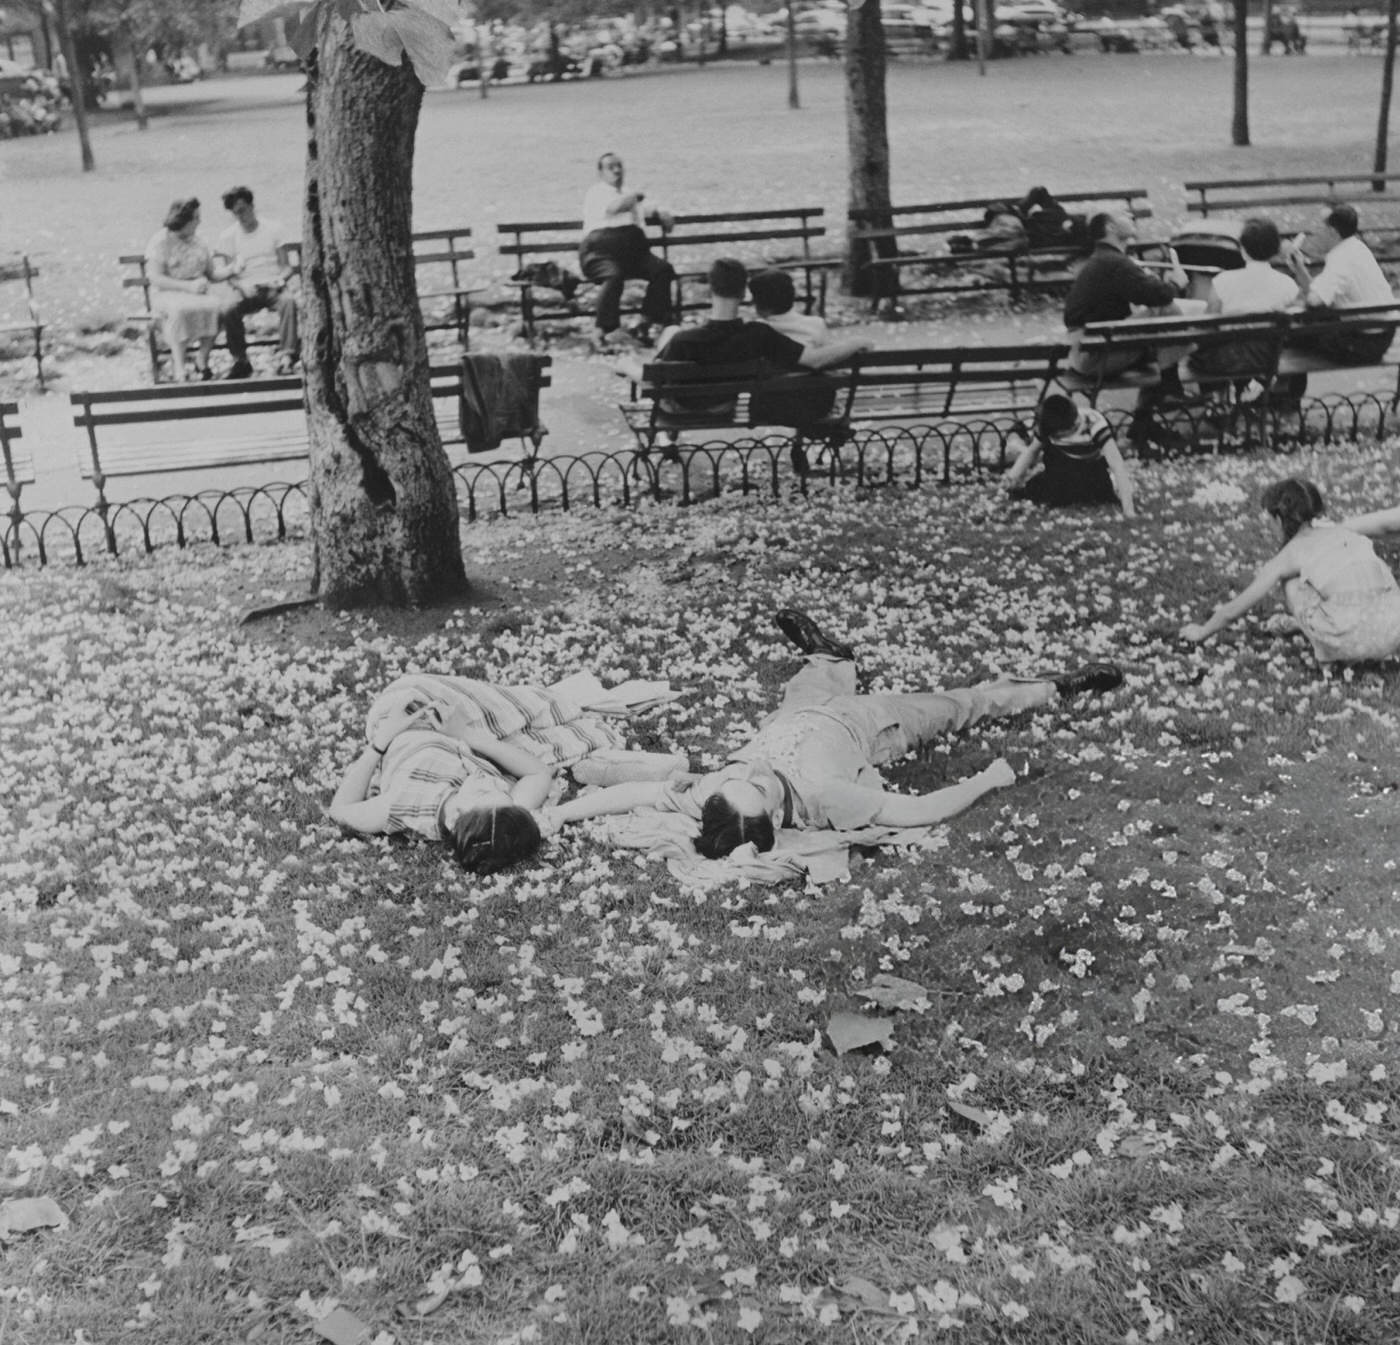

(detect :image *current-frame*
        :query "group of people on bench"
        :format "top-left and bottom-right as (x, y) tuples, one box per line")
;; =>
(145, 185), (299, 382)
(1064, 203), (1395, 451)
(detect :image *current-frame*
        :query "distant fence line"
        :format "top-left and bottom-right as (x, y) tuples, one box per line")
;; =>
(3, 394), (1393, 570)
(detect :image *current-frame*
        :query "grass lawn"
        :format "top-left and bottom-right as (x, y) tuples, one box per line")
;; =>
(4, 444), (1400, 1343)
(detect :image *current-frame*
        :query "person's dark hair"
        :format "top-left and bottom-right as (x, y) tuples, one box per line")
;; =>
(696, 794), (775, 860)
(445, 803), (541, 875)
(597, 151), (620, 172)
(163, 197), (201, 232)
(1261, 477), (1325, 542)
(1087, 212), (1114, 244)
(222, 185), (254, 211)
(708, 257), (748, 300)
(749, 267), (796, 317)
(1325, 203), (1360, 238)
(1035, 393), (1079, 439)
(1238, 216), (1281, 262)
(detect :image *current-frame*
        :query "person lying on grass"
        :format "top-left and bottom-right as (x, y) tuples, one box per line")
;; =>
(1002, 393), (1137, 520)
(538, 610), (1124, 859)
(1179, 476), (1400, 665)
(328, 674), (678, 876)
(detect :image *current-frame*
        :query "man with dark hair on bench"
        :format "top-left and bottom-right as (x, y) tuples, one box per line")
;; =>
(1284, 203), (1396, 364)
(656, 258), (872, 464)
(1064, 210), (1191, 453)
(213, 185), (299, 378)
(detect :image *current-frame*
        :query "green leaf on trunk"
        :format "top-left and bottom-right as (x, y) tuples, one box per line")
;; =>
(404, 0), (464, 26)
(351, 7), (455, 86)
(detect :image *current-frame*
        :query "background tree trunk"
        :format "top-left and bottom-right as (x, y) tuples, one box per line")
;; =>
(1259, 0), (1273, 53)
(116, 30), (148, 131)
(1375, 0), (1400, 182)
(301, 2), (467, 609)
(53, 0), (94, 171)
(1231, 0), (1249, 145)
(842, 0), (894, 299)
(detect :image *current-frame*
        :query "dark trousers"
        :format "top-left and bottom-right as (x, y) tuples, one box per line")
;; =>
(579, 226), (676, 334)
(221, 285), (299, 360)
(1284, 323), (1395, 367)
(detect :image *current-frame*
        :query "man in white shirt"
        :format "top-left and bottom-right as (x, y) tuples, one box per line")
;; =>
(1285, 203), (1396, 367)
(214, 185), (299, 378)
(1191, 216), (1298, 382)
(579, 152), (676, 351)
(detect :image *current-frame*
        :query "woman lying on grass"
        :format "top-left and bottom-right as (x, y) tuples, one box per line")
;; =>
(1179, 476), (1400, 665)
(539, 610), (1124, 859)
(329, 675), (635, 875)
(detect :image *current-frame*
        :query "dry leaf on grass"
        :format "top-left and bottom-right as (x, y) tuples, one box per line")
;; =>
(829, 1274), (901, 1315)
(313, 1307), (374, 1345)
(826, 1011), (895, 1055)
(945, 1100), (995, 1130)
(856, 973), (934, 1012)
(0, 1196), (69, 1238)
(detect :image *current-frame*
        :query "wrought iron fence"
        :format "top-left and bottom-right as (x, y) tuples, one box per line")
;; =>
(3, 392), (1393, 570)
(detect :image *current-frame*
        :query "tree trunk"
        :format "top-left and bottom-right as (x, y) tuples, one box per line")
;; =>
(1231, 0), (1249, 145)
(949, 0), (969, 59)
(786, 1), (800, 108)
(301, 3), (468, 610)
(843, 0), (894, 299)
(1375, 0), (1400, 182)
(52, 0), (94, 171)
(1259, 0), (1273, 54)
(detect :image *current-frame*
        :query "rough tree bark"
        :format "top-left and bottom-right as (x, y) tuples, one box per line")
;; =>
(842, 0), (895, 301)
(1231, 0), (1249, 146)
(1375, 0), (1400, 183)
(301, 1), (467, 609)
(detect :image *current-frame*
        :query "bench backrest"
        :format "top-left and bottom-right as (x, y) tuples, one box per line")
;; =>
(72, 362), (476, 480)
(846, 343), (1071, 416)
(119, 226), (475, 313)
(848, 189), (1151, 243)
(1077, 312), (1291, 351)
(1185, 174), (1400, 217)
(0, 255), (39, 323)
(497, 208), (826, 272)
(0, 400), (33, 491)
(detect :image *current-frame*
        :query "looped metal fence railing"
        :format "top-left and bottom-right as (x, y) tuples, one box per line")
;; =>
(2, 390), (1391, 570)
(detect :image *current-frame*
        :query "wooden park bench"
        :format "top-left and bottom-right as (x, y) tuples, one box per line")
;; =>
(848, 187), (1153, 307)
(1, 400), (34, 538)
(618, 342), (1072, 480)
(71, 356), (551, 516)
(1183, 174), (1400, 263)
(1, 255), (46, 390)
(497, 207), (832, 342)
(120, 225), (479, 382)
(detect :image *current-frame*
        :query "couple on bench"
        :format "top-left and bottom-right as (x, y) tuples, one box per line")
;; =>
(650, 258), (873, 467)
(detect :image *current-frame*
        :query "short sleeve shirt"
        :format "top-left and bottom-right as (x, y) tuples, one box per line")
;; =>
(659, 319), (804, 370)
(1211, 260), (1299, 313)
(375, 729), (508, 840)
(582, 182), (643, 233)
(1043, 406), (1115, 463)
(216, 217), (287, 288)
(1310, 235), (1394, 309)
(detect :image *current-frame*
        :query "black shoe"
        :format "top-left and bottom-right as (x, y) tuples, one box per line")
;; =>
(626, 320), (655, 348)
(1048, 662), (1124, 700)
(774, 608), (856, 663)
(226, 360), (254, 380)
(790, 442), (810, 475)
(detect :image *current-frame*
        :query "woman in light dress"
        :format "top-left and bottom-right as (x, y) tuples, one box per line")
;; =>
(144, 197), (233, 381)
(1180, 477), (1400, 665)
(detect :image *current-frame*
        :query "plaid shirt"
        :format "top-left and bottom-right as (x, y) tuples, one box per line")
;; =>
(378, 731), (508, 841)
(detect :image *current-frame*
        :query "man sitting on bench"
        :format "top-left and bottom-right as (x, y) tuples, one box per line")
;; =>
(656, 258), (871, 465)
(1282, 203), (1396, 397)
(1064, 210), (1191, 453)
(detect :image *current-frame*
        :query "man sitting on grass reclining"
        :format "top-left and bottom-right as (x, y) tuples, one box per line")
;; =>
(540, 610), (1124, 858)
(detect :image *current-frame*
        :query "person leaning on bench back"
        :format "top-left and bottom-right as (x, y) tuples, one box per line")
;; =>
(1279, 203), (1397, 401)
(1064, 210), (1191, 453)
(655, 257), (873, 467)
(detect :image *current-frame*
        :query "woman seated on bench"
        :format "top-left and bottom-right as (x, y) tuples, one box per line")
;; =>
(1002, 394), (1137, 520)
(1179, 476), (1400, 665)
(145, 197), (237, 382)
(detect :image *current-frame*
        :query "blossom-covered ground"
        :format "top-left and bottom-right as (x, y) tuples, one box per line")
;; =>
(4, 446), (1400, 1344)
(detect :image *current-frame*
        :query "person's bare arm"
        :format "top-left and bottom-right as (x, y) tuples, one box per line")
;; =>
(329, 745), (392, 835)
(460, 731), (559, 810)
(1101, 440), (1137, 519)
(1179, 550), (1296, 642)
(1002, 432), (1041, 491)
(540, 779), (672, 833)
(871, 760), (1016, 828)
(1338, 504), (1400, 537)
(798, 335), (873, 371)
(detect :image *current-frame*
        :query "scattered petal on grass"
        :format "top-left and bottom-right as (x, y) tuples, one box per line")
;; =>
(0, 1196), (69, 1237)
(856, 973), (934, 1012)
(313, 1307), (374, 1345)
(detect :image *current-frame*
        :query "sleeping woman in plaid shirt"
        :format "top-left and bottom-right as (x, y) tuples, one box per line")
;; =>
(328, 674), (631, 875)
